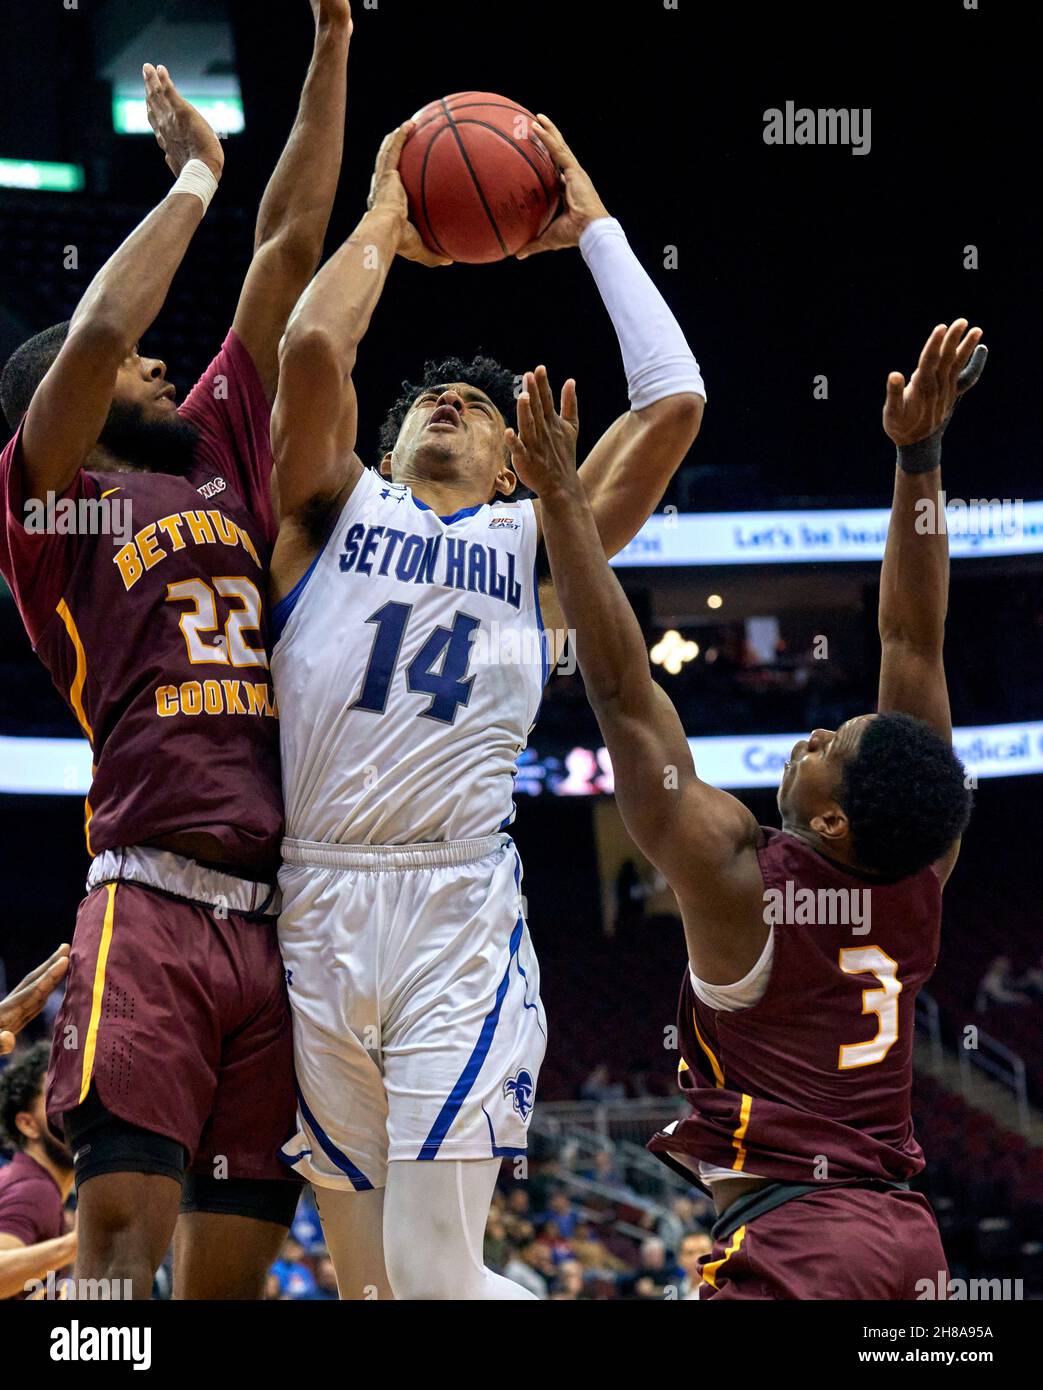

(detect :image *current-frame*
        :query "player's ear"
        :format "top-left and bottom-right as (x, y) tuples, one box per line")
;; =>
(379, 452), (394, 479)
(494, 463), (518, 498)
(810, 802), (849, 845)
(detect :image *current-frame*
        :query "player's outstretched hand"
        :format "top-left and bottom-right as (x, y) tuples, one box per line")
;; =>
(505, 366), (580, 496)
(883, 320), (987, 447)
(0, 945), (70, 1056)
(143, 64), (224, 180)
(515, 115), (610, 259)
(367, 122), (452, 267)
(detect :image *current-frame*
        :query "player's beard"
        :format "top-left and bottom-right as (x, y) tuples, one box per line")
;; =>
(99, 398), (201, 476)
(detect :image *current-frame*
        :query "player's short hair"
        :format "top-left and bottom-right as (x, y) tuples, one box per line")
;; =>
(1, 322), (70, 432)
(378, 353), (518, 457)
(0, 1041), (50, 1150)
(839, 712), (972, 879)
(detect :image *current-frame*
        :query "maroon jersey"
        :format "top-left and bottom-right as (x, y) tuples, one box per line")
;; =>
(649, 827), (941, 1185)
(0, 332), (282, 875)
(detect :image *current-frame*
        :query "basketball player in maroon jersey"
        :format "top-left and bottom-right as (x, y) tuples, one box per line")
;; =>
(507, 319), (985, 1299)
(0, 1), (352, 1297)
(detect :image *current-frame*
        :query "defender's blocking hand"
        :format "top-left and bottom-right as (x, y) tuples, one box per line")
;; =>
(143, 64), (224, 180)
(505, 366), (580, 495)
(883, 320), (987, 447)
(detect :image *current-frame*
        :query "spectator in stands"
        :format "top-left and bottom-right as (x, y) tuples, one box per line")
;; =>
(627, 1236), (681, 1300)
(0, 1042), (75, 1299)
(484, 1207), (512, 1272)
(580, 1146), (630, 1192)
(550, 1258), (589, 1300)
(503, 1236), (551, 1299)
(677, 1230), (713, 1299)
(580, 1064), (625, 1104)
(975, 955), (1032, 1012)
(268, 1235), (317, 1300)
(541, 1187), (580, 1239)
(569, 1220), (630, 1277)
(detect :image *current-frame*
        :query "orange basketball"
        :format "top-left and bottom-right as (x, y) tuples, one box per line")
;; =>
(398, 92), (561, 264)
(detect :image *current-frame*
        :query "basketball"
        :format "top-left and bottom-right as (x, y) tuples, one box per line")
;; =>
(398, 92), (561, 263)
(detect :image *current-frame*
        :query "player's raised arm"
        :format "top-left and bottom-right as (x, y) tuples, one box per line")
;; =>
(876, 320), (986, 883)
(14, 68), (223, 502)
(518, 115), (704, 558)
(230, 0), (352, 400)
(877, 322), (986, 737)
(507, 370), (765, 985)
(270, 124), (449, 587)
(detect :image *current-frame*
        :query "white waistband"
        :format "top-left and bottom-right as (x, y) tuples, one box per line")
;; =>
(281, 834), (510, 872)
(87, 846), (280, 916)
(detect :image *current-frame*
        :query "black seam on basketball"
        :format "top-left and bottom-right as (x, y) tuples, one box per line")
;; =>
(413, 101), (536, 131)
(419, 126), (452, 259)
(439, 96), (509, 257)
(447, 119), (557, 211)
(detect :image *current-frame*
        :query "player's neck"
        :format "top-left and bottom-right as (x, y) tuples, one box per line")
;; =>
(24, 1144), (74, 1201)
(86, 443), (150, 476)
(396, 475), (490, 518)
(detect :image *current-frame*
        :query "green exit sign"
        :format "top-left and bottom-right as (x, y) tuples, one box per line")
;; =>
(0, 159), (85, 192)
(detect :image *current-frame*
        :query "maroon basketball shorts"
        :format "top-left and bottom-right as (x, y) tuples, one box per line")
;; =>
(46, 846), (298, 1185)
(698, 1182), (948, 1300)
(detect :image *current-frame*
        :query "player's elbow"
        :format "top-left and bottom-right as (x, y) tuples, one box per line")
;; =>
(639, 391), (704, 449)
(66, 313), (133, 366)
(278, 323), (342, 380)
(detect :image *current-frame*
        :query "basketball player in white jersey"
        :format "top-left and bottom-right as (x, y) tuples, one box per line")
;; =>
(268, 117), (705, 1299)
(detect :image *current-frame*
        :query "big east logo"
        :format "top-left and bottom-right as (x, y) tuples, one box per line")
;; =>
(489, 515), (519, 530)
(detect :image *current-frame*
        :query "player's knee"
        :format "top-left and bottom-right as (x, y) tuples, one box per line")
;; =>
(384, 1229), (468, 1301)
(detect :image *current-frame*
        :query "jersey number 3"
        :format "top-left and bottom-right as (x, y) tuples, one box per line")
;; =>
(837, 946), (902, 1070)
(352, 601), (479, 724)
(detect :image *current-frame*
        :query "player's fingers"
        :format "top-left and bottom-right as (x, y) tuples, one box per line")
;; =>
(938, 318), (967, 376)
(956, 342), (988, 394)
(883, 371), (905, 414)
(534, 114), (576, 166)
(384, 120), (416, 169)
(16, 944), (70, 992)
(0, 1032), (13, 1057)
(525, 372), (547, 431)
(516, 389), (536, 445)
(560, 377), (579, 430)
(534, 365), (556, 421)
(954, 325), (983, 372)
(504, 427), (526, 466)
(916, 324), (946, 384)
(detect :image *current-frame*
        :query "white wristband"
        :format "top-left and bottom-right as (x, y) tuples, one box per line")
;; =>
(168, 158), (218, 214)
(579, 216), (705, 409)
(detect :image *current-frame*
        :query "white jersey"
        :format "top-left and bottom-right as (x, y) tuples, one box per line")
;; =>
(271, 467), (548, 845)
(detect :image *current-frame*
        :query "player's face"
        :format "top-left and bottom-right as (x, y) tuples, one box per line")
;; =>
(112, 346), (178, 427)
(98, 346), (199, 474)
(777, 714), (877, 828)
(387, 383), (517, 500)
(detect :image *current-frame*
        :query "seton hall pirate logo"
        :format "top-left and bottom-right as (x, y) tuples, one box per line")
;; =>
(503, 1069), (535, 1121)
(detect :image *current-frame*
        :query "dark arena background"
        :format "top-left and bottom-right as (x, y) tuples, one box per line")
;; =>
(0, 0), (1038, 1361)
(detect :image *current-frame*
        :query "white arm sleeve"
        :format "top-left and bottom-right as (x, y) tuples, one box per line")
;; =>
(579, 216), (705, 410)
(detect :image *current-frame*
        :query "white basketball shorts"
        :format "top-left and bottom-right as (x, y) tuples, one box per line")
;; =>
(276, 833), (547, 1191)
